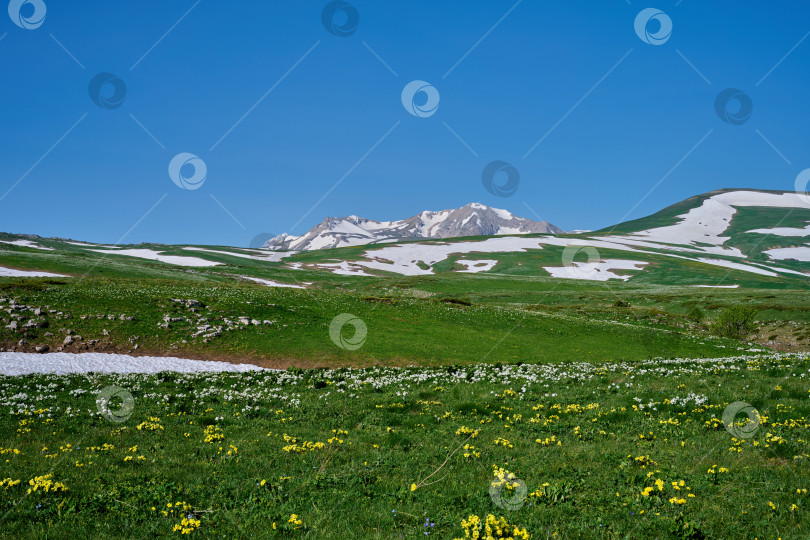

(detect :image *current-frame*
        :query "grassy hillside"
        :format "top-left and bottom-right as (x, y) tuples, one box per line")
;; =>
(591, 188), (800, 236)
(5, 184), (810, 365)
(2, 261), (810, 364)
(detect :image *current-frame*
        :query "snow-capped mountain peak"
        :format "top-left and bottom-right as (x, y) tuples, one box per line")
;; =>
(263, 203), (563, 251)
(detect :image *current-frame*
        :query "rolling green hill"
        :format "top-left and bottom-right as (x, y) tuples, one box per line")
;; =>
(1, 188), (810, 364)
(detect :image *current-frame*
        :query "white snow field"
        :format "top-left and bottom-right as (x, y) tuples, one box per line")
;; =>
(240, 276), (308, 288)
(183, 247), (292, 262)
(764, 246), (810, 262)
(746, 223), (810, 237)
(693, 258), (778, 276)
(334, 237), (557, 276)
(616, 191), (809, 254)
(0, 239), (54, 250)
(0, 352), (265, 376)
(64, 241), (118, 248)
(543, 260), (648, 281)
(0, 266), (68, 277)
(89, 248), (222, 267)
(313, 261), (374, 276)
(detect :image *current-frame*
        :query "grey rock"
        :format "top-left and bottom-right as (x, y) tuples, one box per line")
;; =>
(263, 203), (564, 251)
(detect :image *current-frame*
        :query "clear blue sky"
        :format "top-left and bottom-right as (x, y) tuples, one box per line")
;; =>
(1, 1), (809, 246)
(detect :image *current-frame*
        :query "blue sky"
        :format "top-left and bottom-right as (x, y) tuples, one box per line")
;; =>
(1, 1), (809, 246)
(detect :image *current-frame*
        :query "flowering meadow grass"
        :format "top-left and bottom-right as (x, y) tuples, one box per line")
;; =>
(1, 354), (809, 538)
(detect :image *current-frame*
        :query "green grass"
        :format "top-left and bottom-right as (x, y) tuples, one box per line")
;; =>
(4, 269), (796, 365)
(1, 354), (809, 537)
(2, 218), (810, 537)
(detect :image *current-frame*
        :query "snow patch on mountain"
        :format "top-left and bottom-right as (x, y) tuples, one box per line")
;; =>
(239, 276), (309, 288)
(693, 258), (778, 276)
(543, 260), (648, 281)
(90, 248), (222, 267)
(764, 246), (810, 262)
(615, 191), (809, 256)
(0, 266), (67, 278)
(0, 352), (265, 375)
(0, 239), (54, 250)
(747, 223), (810, 237)
(184, 247), (291, 262)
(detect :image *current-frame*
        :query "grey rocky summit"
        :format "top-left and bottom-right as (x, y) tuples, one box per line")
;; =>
(263, 203), (563, 251)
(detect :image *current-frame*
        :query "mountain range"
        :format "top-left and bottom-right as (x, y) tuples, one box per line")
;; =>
(263, 203), (563, 251)
(270, 189), (810, 281)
